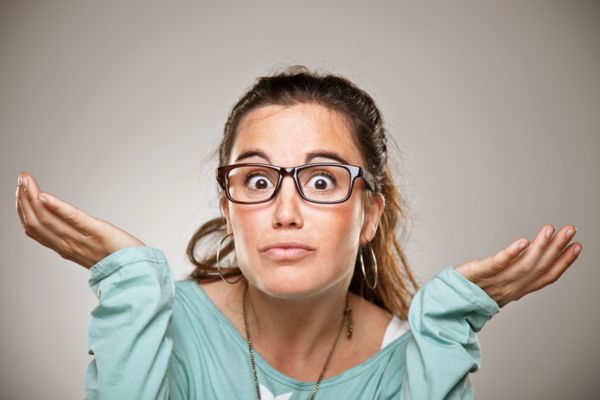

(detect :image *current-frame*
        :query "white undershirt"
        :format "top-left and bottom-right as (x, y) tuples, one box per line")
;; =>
(380, 316), (410, 349)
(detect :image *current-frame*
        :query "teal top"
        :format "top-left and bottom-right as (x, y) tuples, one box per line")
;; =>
(84, 246), (500, 399)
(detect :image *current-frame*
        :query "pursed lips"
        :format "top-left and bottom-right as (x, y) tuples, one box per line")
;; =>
(259, 241), (315, 260)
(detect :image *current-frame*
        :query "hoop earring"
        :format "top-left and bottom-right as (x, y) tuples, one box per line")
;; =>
(216, 233), (241, 284)
(359, 246), (378, 290)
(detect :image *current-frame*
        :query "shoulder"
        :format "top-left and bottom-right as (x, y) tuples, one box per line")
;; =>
(169, 278), (245, 344)
(198, 278), (242, 309)
(192, 278), (246, 331)
(174, 277), (241, 310)
(348, 293), (395, 346)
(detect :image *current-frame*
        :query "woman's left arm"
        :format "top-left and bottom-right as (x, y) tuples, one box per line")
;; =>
(454, 224), (582, 308)
(395, 224), (581, 400)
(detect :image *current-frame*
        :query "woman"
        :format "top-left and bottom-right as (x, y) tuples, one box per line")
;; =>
(15, 66), (582, 399)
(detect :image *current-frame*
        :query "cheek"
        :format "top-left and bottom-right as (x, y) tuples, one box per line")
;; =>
(318, 202), (364, 257)
(227, 207), (261, 264)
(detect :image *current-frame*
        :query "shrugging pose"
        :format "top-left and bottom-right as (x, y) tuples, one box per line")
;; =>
(16, 66), (582, 399)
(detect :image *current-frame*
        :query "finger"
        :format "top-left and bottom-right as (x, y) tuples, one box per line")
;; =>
(498, 224), (555, 281)
(16, 192), (26, 228)
(17, 174), (38, 236)
(19, 172), (97, 236)
(21, 172), (41, 196)
(16, 176), (27, 227)
(462, 238), (530, 282)
(519, 242), (582, 296)
(18, 173), (61, 238)
(33, 190), (104, 263)
(18, 173), (43, 224)
(37, 192), (99, 237)
(18, 187), (59, 250)
(17, 174), (89, 261)
(530, 225), (577, 278)
(36, 192), (88, 241)
(15, 176), (21, 212)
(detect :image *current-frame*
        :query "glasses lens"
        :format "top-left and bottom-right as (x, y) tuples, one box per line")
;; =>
(226, 165), (279, 202)
(298, 165), (351, 202)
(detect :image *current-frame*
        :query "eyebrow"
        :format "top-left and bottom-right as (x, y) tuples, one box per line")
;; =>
(235, 149), (271, 163)
(306, 151), (350, 165)
(234, 149), (351, 165)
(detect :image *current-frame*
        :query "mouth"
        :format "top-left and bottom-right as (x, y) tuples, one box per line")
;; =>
(259, 242), (315, 260)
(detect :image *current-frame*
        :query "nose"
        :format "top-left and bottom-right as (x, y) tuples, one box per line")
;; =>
(272, 175), (303, 229)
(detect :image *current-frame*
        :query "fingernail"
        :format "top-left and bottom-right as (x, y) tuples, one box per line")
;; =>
(518, 240), (528, 250)
(545, 226), (554, 239)
(574, 245), (582, 256)
(21, 176), (28, 190)
(38, 194), (48, 203)
(566, 228), (575, 238)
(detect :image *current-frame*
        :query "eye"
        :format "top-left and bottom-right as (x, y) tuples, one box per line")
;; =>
(245, 172), (275, 191)
(306, 172), (336, 191)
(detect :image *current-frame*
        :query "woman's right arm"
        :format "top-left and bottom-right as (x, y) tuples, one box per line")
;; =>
(15, 172), (146, 269)
(16, 172), (187, 399)
(85, 245), (179, 399)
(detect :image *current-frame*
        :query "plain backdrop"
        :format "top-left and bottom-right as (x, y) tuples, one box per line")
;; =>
(1, 1), (599, 399)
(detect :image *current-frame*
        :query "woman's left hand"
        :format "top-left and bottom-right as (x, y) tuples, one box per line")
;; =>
(454, 224), (582, 308)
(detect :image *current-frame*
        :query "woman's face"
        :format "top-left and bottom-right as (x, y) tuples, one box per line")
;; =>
(221, 103), (384, 300)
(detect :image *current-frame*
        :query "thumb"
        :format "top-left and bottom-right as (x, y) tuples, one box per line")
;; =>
(19, 172), (42, 196)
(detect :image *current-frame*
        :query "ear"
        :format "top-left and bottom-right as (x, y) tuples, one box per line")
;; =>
(219, 195), (233, 235)
(360, 193), (385, 245)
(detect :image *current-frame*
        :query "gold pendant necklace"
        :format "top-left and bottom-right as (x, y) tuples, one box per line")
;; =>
(242, 283), (353, 400)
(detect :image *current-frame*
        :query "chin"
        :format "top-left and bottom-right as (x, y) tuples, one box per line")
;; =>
(252, 266), (344, 300)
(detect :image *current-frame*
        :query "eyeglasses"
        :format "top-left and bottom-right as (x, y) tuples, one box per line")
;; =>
(216, 162), (379, 204)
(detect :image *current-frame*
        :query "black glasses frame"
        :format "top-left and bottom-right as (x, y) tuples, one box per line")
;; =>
(216, 162), (379, 205)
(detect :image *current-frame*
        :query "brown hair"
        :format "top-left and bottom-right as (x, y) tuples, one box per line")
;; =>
(186, 65), (420, 319)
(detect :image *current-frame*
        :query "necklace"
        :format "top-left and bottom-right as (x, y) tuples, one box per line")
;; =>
(242, 283), (353, 400)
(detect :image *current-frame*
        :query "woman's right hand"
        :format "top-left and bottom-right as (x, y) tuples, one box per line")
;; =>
(16, 172), (146, 270)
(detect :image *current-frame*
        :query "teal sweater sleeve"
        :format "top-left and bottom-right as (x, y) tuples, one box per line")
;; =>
(85, 246), (176, 400)
(398, 266), (501, 399)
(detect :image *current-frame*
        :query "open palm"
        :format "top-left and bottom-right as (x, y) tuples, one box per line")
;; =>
(16, 172), (145, 269)
(455, 224), (582, 308)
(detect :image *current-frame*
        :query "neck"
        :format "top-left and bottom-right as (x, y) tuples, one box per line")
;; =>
(241, 278), (352, 364)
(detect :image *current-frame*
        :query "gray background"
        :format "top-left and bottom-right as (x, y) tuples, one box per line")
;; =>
(1, 1), (599, 399)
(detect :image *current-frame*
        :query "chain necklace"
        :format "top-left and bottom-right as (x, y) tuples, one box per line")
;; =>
(242, 283), (353, 400)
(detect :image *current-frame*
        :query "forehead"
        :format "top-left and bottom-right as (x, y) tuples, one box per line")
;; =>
(231, 103), (363, 166)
